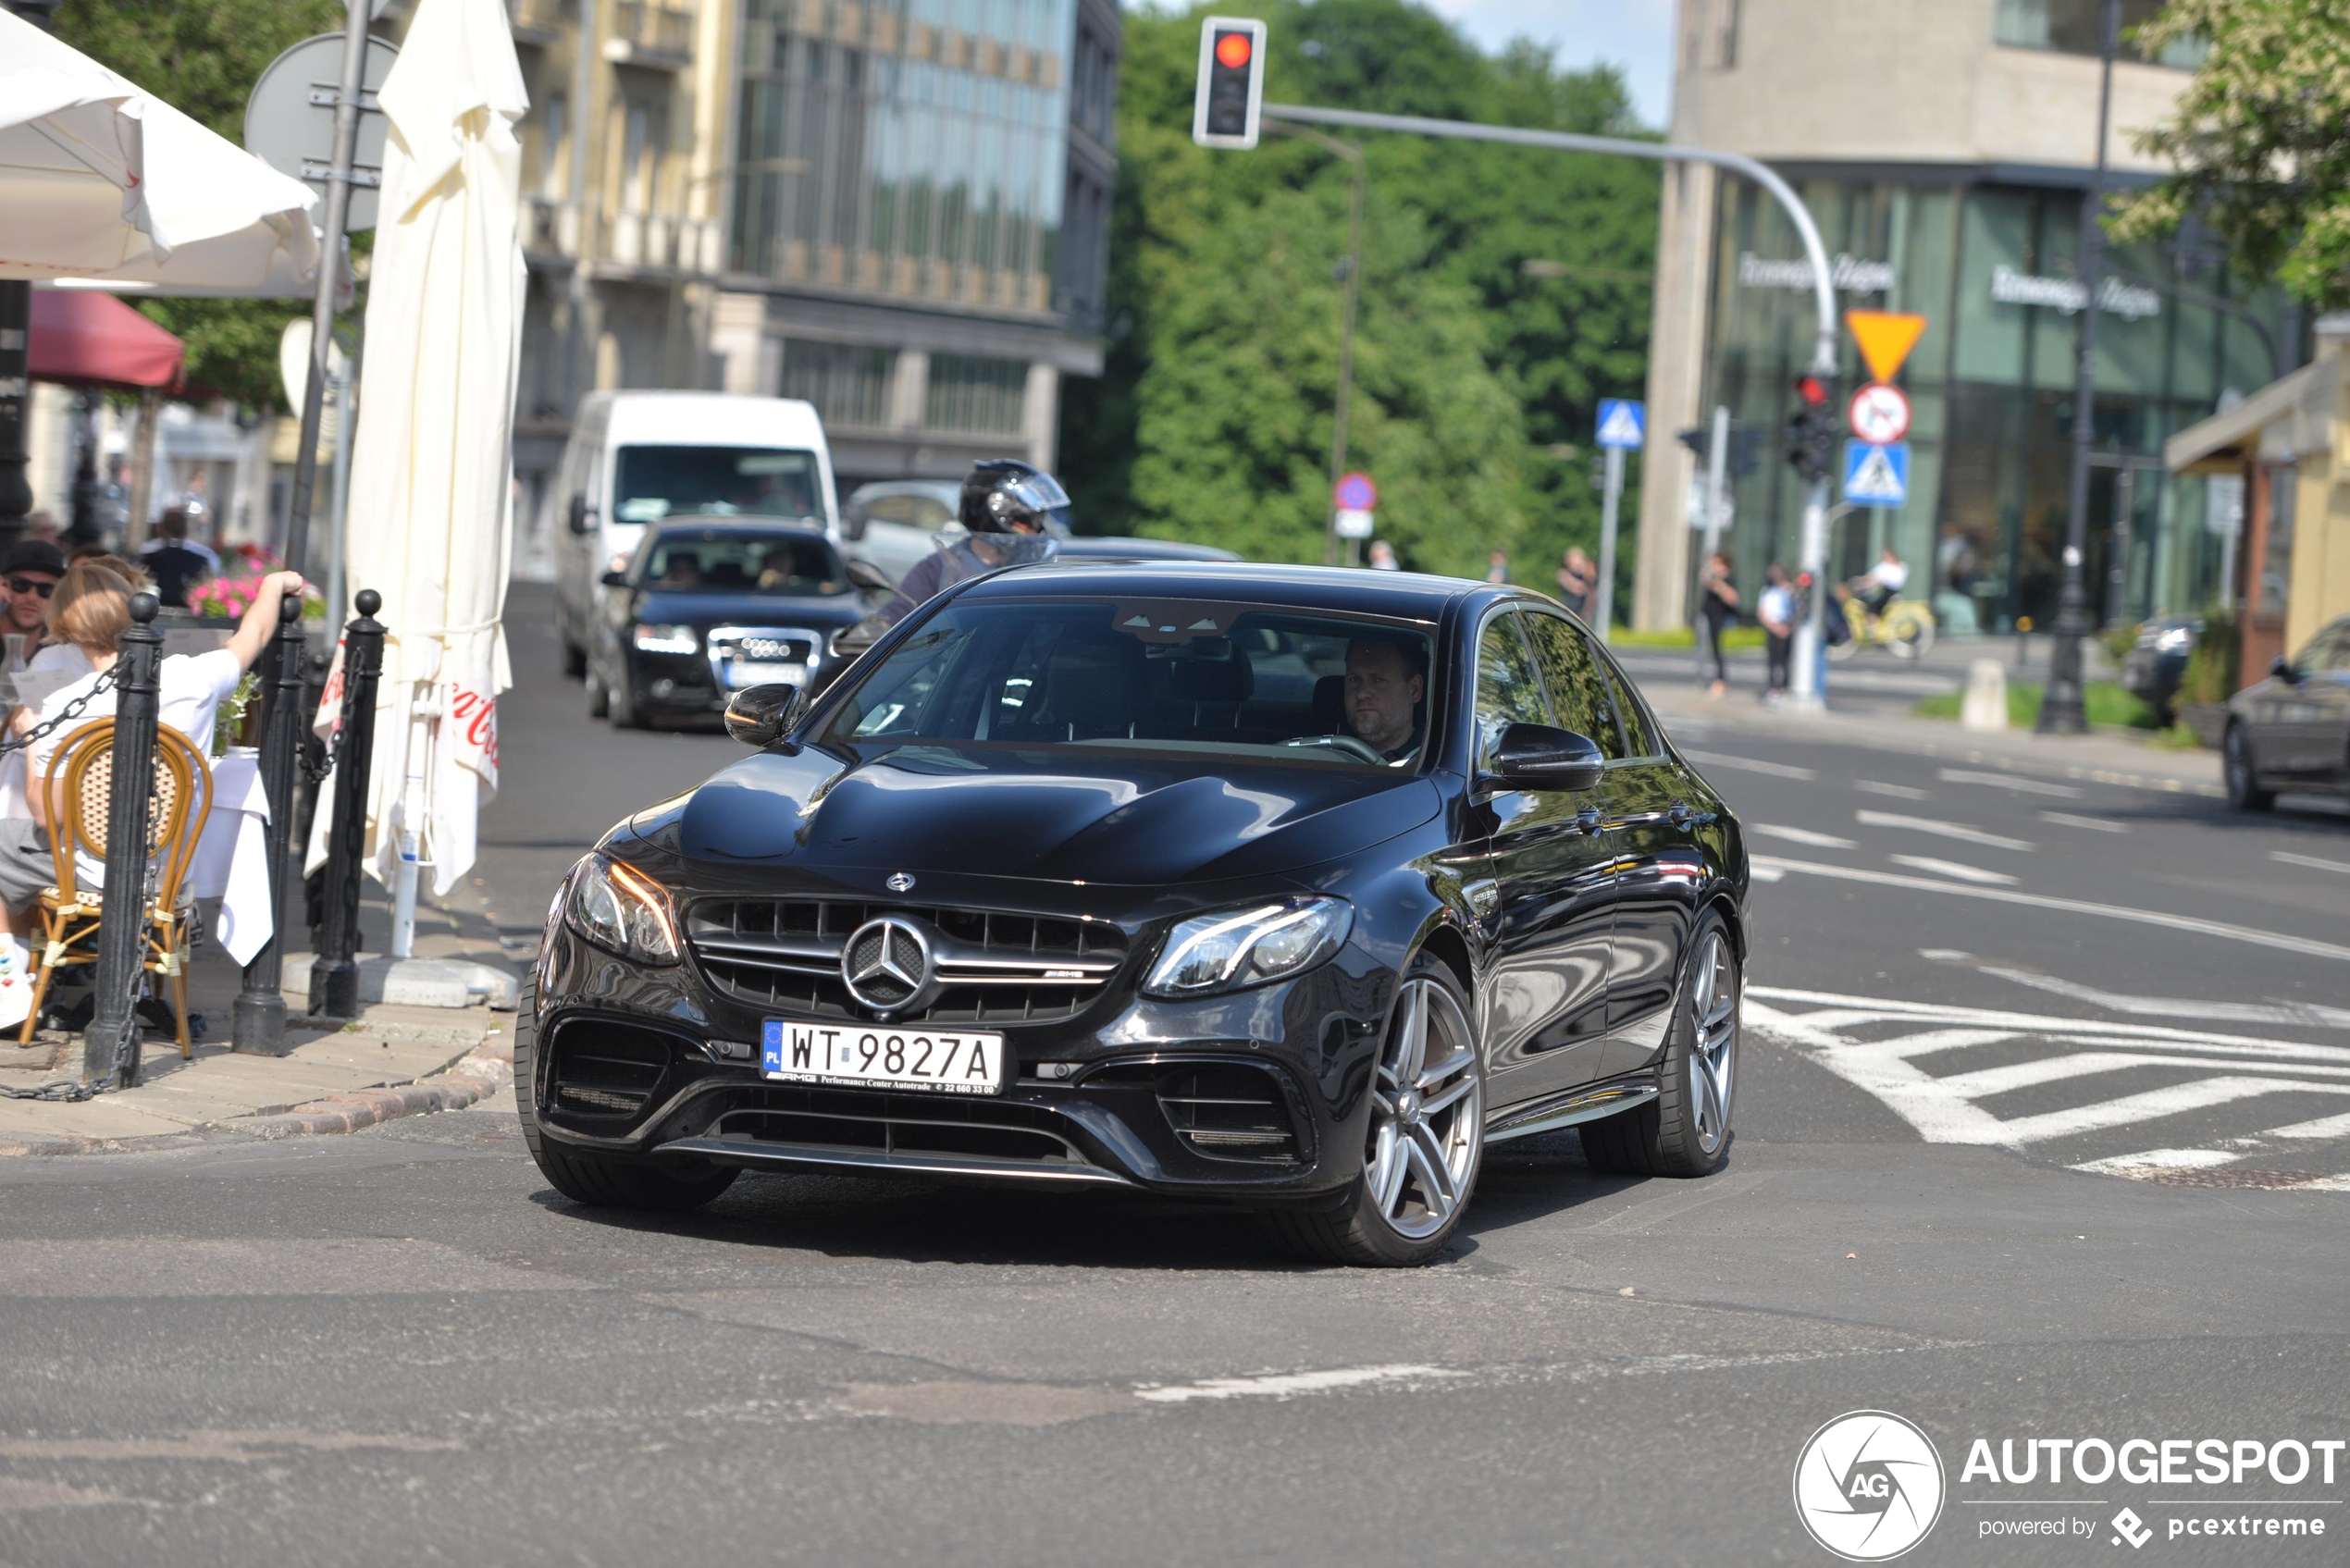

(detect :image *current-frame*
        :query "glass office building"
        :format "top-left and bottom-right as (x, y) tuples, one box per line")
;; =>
(1704, 173), (2285, 636)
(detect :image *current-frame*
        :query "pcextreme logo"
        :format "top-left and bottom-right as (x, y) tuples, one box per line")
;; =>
(1794, 1410), (1948, 1562)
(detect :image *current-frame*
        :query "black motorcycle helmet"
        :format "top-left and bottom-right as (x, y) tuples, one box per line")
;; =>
(959, 459), (1072, 537)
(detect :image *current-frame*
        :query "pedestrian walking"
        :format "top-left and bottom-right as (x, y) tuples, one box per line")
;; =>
(139, 508), (214, 610)
(1757, 562), (1797, 703)
(1697, 549), (1738, 700)
(1555, 548), (1596, 618)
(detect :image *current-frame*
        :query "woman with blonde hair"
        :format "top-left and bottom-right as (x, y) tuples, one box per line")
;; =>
(0, 565), (304, 939)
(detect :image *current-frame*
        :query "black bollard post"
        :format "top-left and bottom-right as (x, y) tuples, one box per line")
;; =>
(85, 592), (165, 1089)
(309, 590), (384, 1019)
(231, 593), (310, 1056)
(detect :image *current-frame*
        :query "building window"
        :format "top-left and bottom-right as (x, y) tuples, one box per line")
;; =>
(1995, 0), (2208, 68)
(780, 339), (897, 428)
(925, 354), (1027, 436)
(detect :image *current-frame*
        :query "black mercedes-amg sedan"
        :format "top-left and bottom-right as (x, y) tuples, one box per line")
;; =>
(524, 562), (1750, 1265)
(584, 522), (867, 729)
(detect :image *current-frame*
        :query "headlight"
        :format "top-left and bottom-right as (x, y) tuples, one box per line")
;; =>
(563, 853), (680, 964)
(1143, 896), (1352, 998)
(634, 623), (697, 655)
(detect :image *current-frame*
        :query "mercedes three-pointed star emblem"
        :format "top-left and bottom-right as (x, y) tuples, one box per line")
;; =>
(885, 871), (917, 893)
(842, 914), (934, 1014)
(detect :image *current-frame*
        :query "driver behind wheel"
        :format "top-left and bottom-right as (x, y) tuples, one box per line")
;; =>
(1343, 637), (1426, 763)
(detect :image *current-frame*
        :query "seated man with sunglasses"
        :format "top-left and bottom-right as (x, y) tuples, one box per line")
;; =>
(1, 540), (64, 673)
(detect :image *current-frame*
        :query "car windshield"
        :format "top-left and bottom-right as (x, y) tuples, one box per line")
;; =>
(637, 530), (849, 597)
(819, 599), (1435, 769)
(613, 445), (823, 525)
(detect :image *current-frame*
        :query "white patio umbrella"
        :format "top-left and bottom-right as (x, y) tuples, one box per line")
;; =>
(305, 0), (526, 941)
(0, 9), (320, 288)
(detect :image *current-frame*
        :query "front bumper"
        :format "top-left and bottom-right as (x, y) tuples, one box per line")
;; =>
(531, 922), (1393, 1198)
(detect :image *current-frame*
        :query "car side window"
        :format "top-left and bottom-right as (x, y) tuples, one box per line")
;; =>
(1598, 659), (1661, 758)
(2306, 625), (2350, 673)
(1473, 612), (1551, 769)
(1520, 612), (1626, 760)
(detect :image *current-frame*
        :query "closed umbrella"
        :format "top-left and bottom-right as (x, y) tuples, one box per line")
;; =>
(0, 9), (319, 288)
(306, 0), (526, 942)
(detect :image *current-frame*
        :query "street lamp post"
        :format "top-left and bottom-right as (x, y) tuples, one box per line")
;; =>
(2040, 0), (2120, 735)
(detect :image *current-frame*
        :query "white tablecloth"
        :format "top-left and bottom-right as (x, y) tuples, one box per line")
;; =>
(189, 750), (274, 966)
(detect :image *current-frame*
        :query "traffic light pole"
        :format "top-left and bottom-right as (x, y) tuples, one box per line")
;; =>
(1256, 104), (1841, 706)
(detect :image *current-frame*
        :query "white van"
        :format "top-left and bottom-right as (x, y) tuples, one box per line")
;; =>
(547, 391), (840, 676)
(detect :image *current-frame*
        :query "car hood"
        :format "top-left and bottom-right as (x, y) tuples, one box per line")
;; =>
(650, 745), (1443, 884)
(627, 588), (867, 630)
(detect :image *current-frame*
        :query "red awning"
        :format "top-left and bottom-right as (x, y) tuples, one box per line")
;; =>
(29, 289), (186, 392)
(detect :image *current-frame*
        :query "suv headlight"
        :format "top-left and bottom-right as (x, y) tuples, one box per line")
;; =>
(1143, 896), (1352, 998)
(634, 623), (697, 654)
(563, 853), (680, 965)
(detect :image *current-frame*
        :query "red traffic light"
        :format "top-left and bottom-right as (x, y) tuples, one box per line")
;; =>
(1793, 374), (1830, 407)
(1215, 31), (1253, 68)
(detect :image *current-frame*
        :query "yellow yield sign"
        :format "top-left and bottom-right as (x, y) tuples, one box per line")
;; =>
(1846, 310), (1927, 384)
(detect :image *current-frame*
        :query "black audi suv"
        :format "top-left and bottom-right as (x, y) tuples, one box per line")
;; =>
(584, 522), (867, 729)
(526, 562), (1749, 1265)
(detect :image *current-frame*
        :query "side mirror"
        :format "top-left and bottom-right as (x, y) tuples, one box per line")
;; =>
(843, 558), (897, 596)
(567, 494), (597, 536)
(1490, 722), (1605, 793)
(724, 682), (804, 748)
(2273, 655), (2301, 684)
(599, 568), (630, 588)
(840, 508), (870, 542)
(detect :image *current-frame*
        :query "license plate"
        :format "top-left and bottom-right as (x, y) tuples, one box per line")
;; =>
(761, 1019), (1004, 1095)
(725, 661), (806, 690)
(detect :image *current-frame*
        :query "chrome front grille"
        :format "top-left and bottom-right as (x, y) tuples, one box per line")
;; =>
(686, 898), (1128, 1024)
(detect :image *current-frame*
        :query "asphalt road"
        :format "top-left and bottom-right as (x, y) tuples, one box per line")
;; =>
(2, 583), (2346, 1568)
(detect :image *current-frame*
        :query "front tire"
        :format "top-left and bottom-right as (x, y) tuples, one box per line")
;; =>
(1261, 955), (1484, 1266)
(585, 664), (611, 720)
(1582, 912), (1738, 1179)
(1884, 603), (1934, 660)
(513, 979), (739, 1212)
(2223, 722), (2274, 811)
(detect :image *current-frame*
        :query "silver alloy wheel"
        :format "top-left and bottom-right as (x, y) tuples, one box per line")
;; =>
(1366, 977), (1483, 1241)
(1687, 929), (1739, 1154)
(2226, 727), (2249, 793)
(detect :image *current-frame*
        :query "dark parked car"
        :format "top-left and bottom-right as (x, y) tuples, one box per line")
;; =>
(2224, 614), (2350, 810)
(525, 562), (1749, 1265)
(585, 523), (866, 729)
(2121, 615), (2199, 725)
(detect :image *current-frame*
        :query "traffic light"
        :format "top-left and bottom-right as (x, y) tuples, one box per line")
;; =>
(1786, 373), (1838, 484)
(1193, 17), (1267, 150)
(1728, 425), (1763, 479)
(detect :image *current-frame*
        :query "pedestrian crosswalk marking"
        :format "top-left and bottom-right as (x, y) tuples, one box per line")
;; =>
(1937, 769), (2081, 798)
(1746, 987), (2350, 1184)
(1889, 855), (2015, 885)
(2037, 810), (2127, 833)
(1856, 810), (2035, 852)
(1755, 823), (1857, 849)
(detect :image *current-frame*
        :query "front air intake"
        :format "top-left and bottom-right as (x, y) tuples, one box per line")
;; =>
(1156, 1064), (1304, 1165)
(545, 1019), (675, 1120)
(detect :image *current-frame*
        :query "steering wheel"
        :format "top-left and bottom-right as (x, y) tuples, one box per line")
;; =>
(1283, 733), (1387, 765)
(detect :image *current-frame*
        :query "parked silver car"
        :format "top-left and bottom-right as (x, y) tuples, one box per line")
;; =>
(2223, 614), (2350, 810)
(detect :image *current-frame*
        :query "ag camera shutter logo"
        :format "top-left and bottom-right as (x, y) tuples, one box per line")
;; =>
(1793, 1410), (1947, 1561)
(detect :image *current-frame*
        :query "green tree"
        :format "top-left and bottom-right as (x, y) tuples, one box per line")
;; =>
(55, 0), (344, 406)
(1059, 0), (1659, 587)
(2110, 0), (2350, 308)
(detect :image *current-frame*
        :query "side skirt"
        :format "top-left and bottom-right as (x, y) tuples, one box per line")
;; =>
(1483, 1076), (1660, 1143)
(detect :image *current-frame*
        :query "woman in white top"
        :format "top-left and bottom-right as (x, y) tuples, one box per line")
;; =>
(0, 563), (304, 940)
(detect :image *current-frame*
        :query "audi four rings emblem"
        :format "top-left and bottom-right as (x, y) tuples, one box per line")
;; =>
(842, 915), (934, 1013)
(885, 871), (917, 893)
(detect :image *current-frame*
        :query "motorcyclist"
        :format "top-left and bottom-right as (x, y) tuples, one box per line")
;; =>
(824, 460), (1070, 677)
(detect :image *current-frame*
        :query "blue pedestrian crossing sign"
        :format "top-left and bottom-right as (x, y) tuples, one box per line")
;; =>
(1595, 399), (1645, 450)
(1843, 438), (1910, 506)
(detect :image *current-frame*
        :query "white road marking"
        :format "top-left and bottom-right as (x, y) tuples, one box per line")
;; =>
(1752, 856), (2350, 963)
(1938, 769), (2083, 798)
(1746, 988), (2350, 1177)
(1136, 1364), (1460, 1403)
(2038, 810), (2129, 833)
(1749, 863), (1786, 883)
(1753, 823), (1858, 849)
(2273, 850), (2350, 876)
(1856, 810), (2035, 852)
(1916, 948), (1973, 962)
(1889, 855), (2018, 885)
(1680, 749), (1815, 781)
(1973, 965), (2350, 1031)
(2072, 1148), (2242, 1176)
(1855, 780), (1931, 800)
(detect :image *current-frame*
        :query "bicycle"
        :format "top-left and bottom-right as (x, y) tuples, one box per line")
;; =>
(1829, 593), (1936, 661)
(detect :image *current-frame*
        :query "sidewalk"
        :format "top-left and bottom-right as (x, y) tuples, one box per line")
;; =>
(0, 888), (526, 1155)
